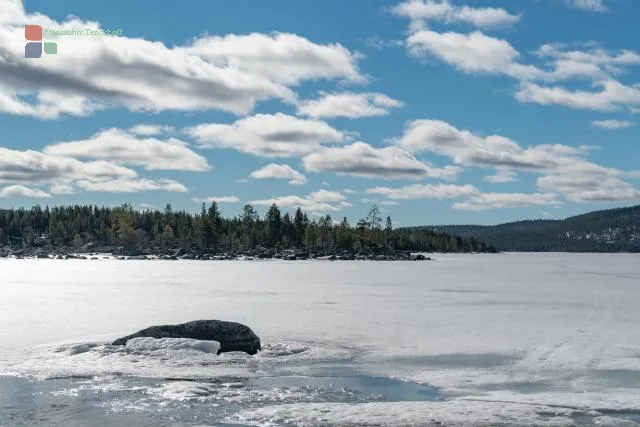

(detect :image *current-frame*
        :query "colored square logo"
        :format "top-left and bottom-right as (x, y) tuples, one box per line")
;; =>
(44, 42), (57, 55)
(25, 24), (42, 41)
(24, 42), (42, 58)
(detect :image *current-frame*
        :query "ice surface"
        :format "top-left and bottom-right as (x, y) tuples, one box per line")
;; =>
(125, 337), (221, 355)
(1, 253), (639, 425)
(233, 400), (587, 426)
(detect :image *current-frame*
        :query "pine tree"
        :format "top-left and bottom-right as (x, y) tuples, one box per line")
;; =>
(282, 212), (294, 248)
(73, 233), (84, 249)
(385, 216), (393, 249)
(265, 203), (282, 247)
(161, 224), (175, 249)
(385, 216), (393, 233)
(367, 205), (382, 230)
(242, 204), (258, 249)
(294, 207), (306, 246)
(113, 204), (136, 250)
(207, 201), (223, 250)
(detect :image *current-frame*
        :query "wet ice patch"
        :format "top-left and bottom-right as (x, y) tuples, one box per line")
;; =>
(148, 381), (225, 401)
(230, 400), (590, 426)
(2, 339), (355, 384)
(465, 390), (640, 414)
(50, 376), (148, 397)
(260, 342), (310, 357)
(257, 341), (354, 364)
(55, 342), (103, 355)
(5, 339), (230, 380)
(230, 399), (640, 426)
(125, 337), (221, 355)
(139, 374), (425, 408)
(251, 374), (439, 402)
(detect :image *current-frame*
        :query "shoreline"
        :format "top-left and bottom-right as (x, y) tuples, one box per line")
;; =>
(0, 251), (435, 261)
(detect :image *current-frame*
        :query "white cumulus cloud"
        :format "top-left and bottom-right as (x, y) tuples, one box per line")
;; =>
(75, 179), (187, 193)
(564, 0), (609, 12)
(516, 80), (640, 112)
(0, 3), (364, 119)
(249, 164), (307, 185)
(303, 142), (461, 180)
(307, 189), (347, 203)
(185, 114), (347, 158)
(128, 124), (175, 137)
(537, 175), (640, 202)
(45, 128), (211, 171)
(250, 189), (349, 213)
(192, 196), (240, 204)
(392, 1), (521, 29)
(367, 183), (479, 200)
(0, 184), (51, 198)
(0, 147), (137, 184)
(484, 168), (518, 183)
(297, 92), (404, 119)
(392, 119), (619, 175)
(407, 30), (520, 74)
(591, 119), (636, 129)
(452, 192), (561, 211)
(50, 184), (75, 195)
(183, 32), (365, 86)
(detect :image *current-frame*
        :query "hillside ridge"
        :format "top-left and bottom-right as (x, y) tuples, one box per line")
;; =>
(415, 205), (640, 252)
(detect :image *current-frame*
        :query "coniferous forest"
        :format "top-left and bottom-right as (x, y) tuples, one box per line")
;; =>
(0, 203), (496, 257)
(424, 205), (640, 252)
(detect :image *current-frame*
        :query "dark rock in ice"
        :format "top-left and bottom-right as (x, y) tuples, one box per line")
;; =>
(173, 247), (185, 258)
(112, 319), (261, 355)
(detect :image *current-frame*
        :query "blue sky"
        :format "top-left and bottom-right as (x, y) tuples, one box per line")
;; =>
(0, 0), (639, 225)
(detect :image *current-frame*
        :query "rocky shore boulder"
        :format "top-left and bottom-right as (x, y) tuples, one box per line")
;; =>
(112, 319), (261, 355)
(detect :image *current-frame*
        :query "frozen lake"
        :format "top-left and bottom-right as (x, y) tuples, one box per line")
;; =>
(1, 253), (639, 426)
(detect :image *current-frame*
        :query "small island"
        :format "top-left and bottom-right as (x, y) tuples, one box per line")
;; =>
(0, 202), (496, 260)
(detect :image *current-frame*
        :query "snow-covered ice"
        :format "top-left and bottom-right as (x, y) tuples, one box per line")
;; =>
(0, 253), (639, 426)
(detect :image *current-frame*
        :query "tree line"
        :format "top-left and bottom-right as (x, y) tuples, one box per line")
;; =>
(0, 203), (496, 253)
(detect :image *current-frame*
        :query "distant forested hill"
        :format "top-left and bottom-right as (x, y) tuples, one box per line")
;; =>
(417, 205), (640, 252)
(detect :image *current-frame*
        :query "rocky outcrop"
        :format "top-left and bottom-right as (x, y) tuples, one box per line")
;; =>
(1, 245), (438, 261)
(112, 319), (261, 355)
